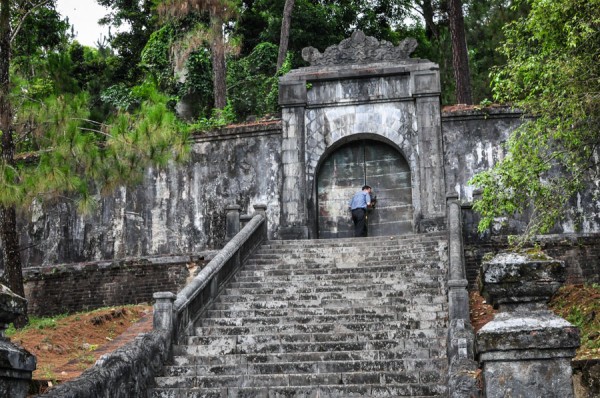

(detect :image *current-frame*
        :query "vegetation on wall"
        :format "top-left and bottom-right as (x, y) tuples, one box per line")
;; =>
(470, 0), (600, 239)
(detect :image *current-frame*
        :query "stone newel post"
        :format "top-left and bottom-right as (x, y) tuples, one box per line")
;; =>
(225, 205), (242, 243)
(0, 284), (36, 398)
(477, 253), (580, 398)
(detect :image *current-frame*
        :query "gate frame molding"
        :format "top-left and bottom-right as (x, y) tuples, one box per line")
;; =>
(278, 31), (447, 239)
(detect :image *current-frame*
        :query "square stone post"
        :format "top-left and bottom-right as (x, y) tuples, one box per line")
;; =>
(153, 291), (176, 332)
(413, 70), (447, 231)
(477, 253), (580, 398)
(225, 205), (242, 243)
(0, 285), (36, 398)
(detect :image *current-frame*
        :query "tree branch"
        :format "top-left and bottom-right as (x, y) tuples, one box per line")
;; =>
(10, 0), (52, 44)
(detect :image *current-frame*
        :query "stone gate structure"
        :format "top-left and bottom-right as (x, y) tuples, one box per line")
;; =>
(278, 31), (446, 239)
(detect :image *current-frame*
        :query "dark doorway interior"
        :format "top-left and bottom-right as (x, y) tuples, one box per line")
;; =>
(317, 139), (413, 238)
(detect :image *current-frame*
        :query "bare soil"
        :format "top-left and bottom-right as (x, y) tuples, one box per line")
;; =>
(7, 305), (152, 393)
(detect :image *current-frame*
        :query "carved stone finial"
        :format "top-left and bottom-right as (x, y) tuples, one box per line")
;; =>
(301, 30), (418, 66)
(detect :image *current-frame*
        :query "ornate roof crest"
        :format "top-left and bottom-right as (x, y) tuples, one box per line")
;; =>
(301, 30), (418, 67)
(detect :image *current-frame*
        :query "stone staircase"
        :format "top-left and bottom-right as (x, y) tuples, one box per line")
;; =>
(150, 231), (450, 397)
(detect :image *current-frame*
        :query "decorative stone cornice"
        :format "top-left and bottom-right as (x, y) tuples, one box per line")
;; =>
(301, 30), (418, 66)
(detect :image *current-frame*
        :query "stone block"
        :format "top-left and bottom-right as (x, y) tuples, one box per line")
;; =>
(278, 81), (307, 106)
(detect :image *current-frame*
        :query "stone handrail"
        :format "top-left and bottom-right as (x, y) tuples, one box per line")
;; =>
(168, 207), (267, 342)
(445, 198), (480, 397)
(41, 205), (268, 397)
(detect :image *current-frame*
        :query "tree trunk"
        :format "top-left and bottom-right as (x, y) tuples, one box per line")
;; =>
(210, 13), (227, 109)
(421, 0), (439, 41)
(277, 0), (295, 70)
(0, 0), (28, 328)
(447, 0), (473, 104)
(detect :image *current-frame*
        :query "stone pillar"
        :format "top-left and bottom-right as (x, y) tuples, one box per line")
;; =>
(477, 253), (580, 398)
(253, 204), (267, 219)
(413, 70), (446, 231)
(446, 197), (480, 397)
(278, 79), (309, 239)
(0, 285), (36, 398)
(152, 291), (176, 332)
(225, 205), (242, 243)
(447, 198), (469, 321)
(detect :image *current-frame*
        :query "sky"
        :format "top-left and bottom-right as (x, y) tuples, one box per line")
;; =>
(55, 0), (114, 47)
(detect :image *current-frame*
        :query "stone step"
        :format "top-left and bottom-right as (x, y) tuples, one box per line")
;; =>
(247, 247), (446, 259)
(154, 370), (447, 389)
(226, 276), (444, 290)
(175, 336), (445, 357)
(171, 348), (447, 367)
(198, 316), (447, 334)
(249, 246), (444, 258)
(224, 280), (445, 294)
(162, 358), (445, 378)
(205, 304), (447, 319)
(210, 295), (447, 311)
(241, 258), (446, 270)
(231, 271), (447, 284)
(193, 323), (446, 338)
(214, 289), (444, 306)
(150, 384), (447, 398)
(185, 328), (446, 346)
(152, 232), (450, 397)
(257, 232), (448, 248)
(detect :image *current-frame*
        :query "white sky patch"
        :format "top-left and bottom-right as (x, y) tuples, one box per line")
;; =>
(55, 0), (118, 48)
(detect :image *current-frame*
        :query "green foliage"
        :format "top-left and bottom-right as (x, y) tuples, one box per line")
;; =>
(141, 25), (176, 90)
(188, 101), (236, 132)
(181, 47), (214, 117)
(96, 0), (158, 83)
(227, 42), (290, 119)
(2, 82), (189, 213)
(470, 0), (600, 239)
(100, 84), (140, 111)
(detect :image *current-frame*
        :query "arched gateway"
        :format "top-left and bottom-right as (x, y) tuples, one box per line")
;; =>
(278, 31), (446, 239)
(317, 139), (413, 238)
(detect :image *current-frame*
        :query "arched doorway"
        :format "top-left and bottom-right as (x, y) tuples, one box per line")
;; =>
(316, 139), (413, 238)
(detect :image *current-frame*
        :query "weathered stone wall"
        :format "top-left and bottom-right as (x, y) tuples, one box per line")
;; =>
(8, 123), (282, 269)
(443, 107), (600, 235)
(23, 255), (202, 316)
(443, 108), (600, 288)
(462, 231), (600, 288)
(442, 107), (523, 202)
(5, 90), (600, 278)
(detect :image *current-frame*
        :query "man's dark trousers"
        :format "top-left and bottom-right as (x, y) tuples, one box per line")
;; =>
(351, 208), (367, 237)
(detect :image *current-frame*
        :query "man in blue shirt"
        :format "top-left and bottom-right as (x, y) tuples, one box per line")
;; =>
(349, 185), (372, 237)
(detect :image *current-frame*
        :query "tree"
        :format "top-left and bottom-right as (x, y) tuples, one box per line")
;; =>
(1, 1), (189, 328)
(462, 0), (529, 102)
(0, 0), (55, 328)
(97, 0), (158, 83)
(159, 0), (239, 109)
(276, 0), (294, 70)
(470, 0), (600, 239)
(447, 0), (472, 104)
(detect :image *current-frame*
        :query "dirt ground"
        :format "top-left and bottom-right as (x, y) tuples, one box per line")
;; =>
(8, 305), (153, 393)
(7, 285), (599, 394)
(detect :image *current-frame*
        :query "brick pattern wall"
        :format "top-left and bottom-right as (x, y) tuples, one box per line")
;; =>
(23, 256), (202, 316)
